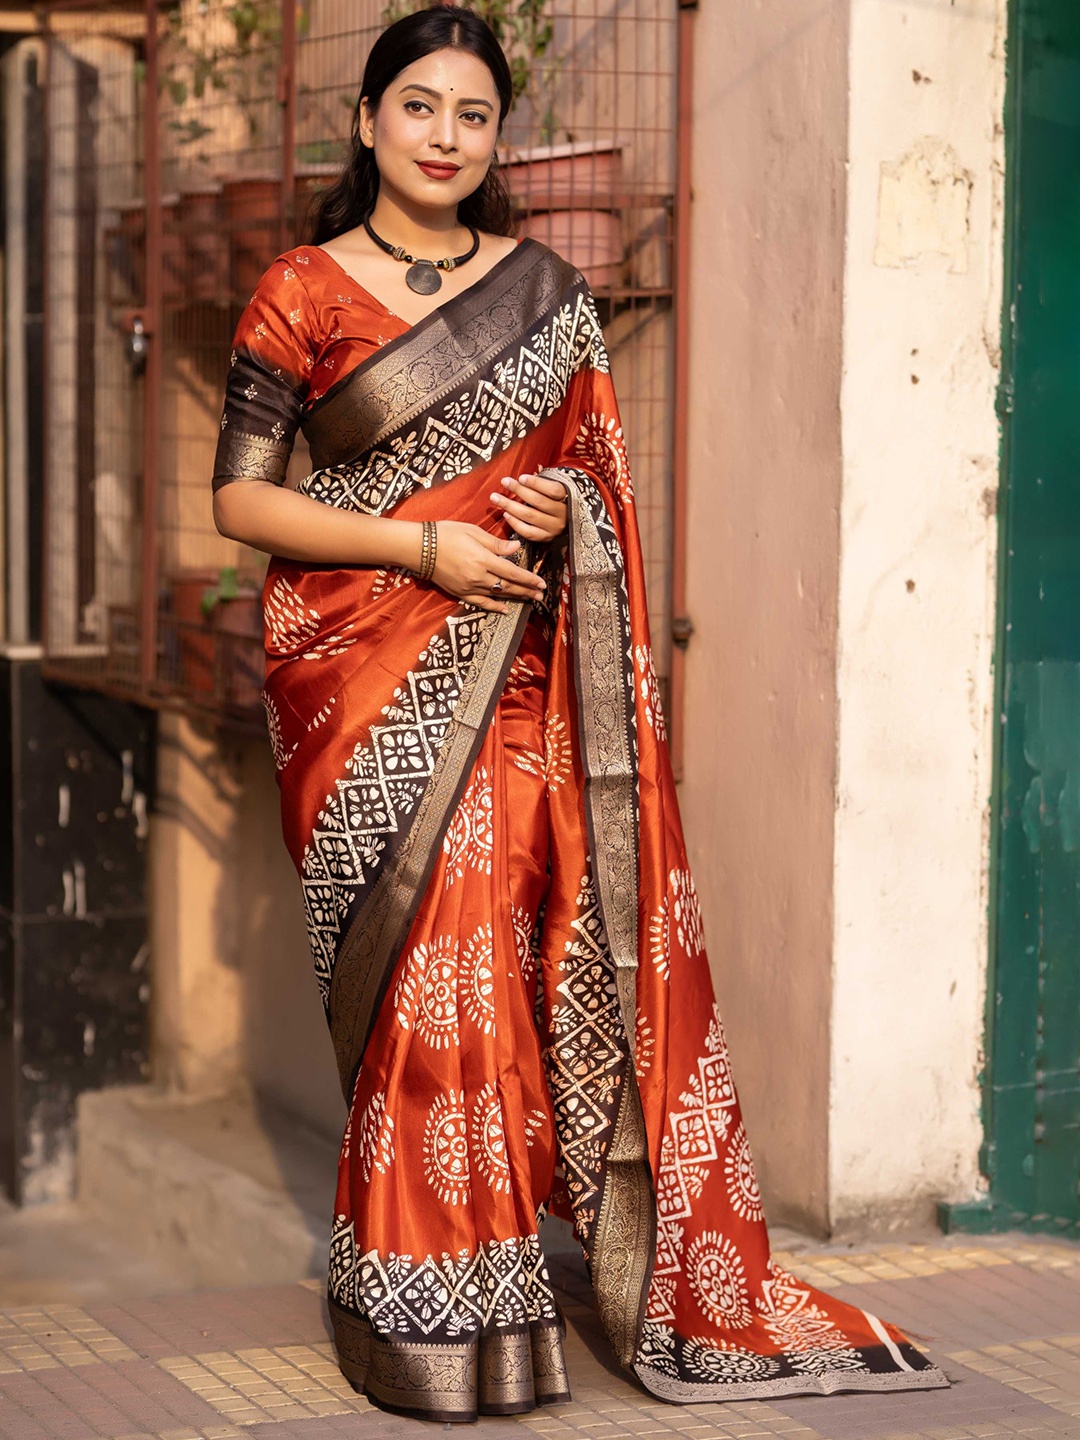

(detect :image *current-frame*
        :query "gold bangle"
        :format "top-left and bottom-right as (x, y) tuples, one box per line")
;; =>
(418, 519), (437, 582)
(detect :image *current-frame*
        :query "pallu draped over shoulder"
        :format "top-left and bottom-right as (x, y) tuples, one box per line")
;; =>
(213, 237), (949, 1423)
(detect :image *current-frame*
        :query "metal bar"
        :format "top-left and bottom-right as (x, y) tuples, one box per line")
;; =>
(38, 12), (53, 655)
(669, 0), (697, 781)
(40, 0), (139, 12)
(139, 0), (161, 692)
(75, 57), (99, 639)
(279, 0), (297, 251)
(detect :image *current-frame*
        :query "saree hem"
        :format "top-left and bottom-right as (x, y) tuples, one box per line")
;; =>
(634, 1357), (952, 1403)
(330, 1297), (572, 1422)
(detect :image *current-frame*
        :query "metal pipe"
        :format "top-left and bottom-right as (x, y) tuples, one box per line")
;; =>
(279, 0), (297, 251)
(38, 11), (52, 654)
(669, 0), (697, 782)
(139, 0), (161, 693)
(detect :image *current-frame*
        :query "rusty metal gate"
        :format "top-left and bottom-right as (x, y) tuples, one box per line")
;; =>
(27, 0), (690, 764)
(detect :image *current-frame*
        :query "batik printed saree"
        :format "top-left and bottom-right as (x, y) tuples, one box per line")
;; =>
(213, 236), (949, 1422)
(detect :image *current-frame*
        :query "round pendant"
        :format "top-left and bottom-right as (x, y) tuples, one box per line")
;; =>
(406, 261), (442, 296)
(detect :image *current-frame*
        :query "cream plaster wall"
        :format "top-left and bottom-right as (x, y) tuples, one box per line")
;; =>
(680, 1), (849, 1234)
(151, 713), (342, 1137)
(236, 739), (344, 1138)
(828, 0), (1005, 1228)
(151, 713), (248, 1097)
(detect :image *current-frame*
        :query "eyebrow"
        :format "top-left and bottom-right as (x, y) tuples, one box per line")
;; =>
(398, 83), (494, 109)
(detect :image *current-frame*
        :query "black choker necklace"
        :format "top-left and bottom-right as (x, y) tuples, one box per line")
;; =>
(362, 215), (480, 295)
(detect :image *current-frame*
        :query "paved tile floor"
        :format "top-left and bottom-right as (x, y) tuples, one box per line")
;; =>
(2, 1232), (1080, 1439)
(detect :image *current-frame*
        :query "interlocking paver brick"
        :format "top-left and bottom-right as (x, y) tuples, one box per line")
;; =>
(3, 1235), (1080, 1438)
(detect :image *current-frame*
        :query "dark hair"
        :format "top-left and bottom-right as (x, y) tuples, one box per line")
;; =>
(305, 4), (516, 244)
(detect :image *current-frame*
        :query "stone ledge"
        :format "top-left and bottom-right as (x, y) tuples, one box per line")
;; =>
(77, 1086), (337, 1288)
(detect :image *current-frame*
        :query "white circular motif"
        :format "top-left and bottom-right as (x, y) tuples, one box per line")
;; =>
(424, 1090), (470, 1205)
(357, 1090), (396, 1181)
(264, 575), (320, 654)
(685, 1231), (752, 1329)
(649, 898), (670, 978)
(635, 1008), (655, 1074)
(370, 566), (412, 597)
(470, 1083), (510, 1193)
(669, 868), (705, 956)
(394, 936), (459, 1049)
(634, 644), (668, 741)
(522, 1107), (548, 1149)
(682, 1337), (780, 1384)
(724, 1124), (763, 1222)
(263, 694), (297, 772)
(511, 906), (537, 984)
(461, 924), (496, 1035)
(543, 714), (572, 787)
(504, 655), (538, 693)
(443, 768), (494, 883)
(573, 411), (633, 503)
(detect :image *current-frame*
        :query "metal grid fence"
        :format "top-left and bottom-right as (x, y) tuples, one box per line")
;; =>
(33, 0), (684, 746)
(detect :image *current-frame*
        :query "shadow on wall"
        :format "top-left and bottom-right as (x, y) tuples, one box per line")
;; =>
(150, 714), (344, 1218)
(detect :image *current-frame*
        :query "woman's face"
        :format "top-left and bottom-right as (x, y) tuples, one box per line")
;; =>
(359, 46), (501, 213)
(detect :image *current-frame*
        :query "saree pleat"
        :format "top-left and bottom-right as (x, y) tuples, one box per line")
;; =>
(211, 236), (950, 1423)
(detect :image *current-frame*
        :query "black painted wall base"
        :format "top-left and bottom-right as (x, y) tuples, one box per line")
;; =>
(0, 656), (153, 1204)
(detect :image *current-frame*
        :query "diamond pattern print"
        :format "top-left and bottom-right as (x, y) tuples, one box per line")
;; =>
(542, 873), (627, 1253)
(301, 613), (483, 1007)
(328, 1216), (560, 1341)
(298, 292), (609, 518)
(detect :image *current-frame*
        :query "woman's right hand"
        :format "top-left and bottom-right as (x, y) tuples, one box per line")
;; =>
(428, 521), (547, 614)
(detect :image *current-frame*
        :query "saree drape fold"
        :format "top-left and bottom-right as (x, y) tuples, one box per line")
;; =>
(214, 237), (949, 1422)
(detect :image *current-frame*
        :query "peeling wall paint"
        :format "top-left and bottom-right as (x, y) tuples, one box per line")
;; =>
(829, 0), (1006, 1228)
(875, 136), (974, 274)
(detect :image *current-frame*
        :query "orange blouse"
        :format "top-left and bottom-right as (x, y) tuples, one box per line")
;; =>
(212, 246), (415, 492)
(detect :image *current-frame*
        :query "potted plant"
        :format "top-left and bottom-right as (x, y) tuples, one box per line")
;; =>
(159, 2), (308, 296)
(178, 179), (229, 300)
(503, 138), (625, 290)
(107, 192), (187, 305)
(201, 565), (265, 712)
(222, 170), (283, 296)
(164, 567), (221, 695)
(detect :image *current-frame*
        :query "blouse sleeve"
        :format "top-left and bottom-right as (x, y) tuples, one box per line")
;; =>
(211, 257), (314, 493)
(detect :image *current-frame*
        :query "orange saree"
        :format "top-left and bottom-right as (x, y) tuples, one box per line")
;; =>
(212, 237), (949, 1422)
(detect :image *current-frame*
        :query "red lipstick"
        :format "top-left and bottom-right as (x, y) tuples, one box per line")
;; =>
(416, 161), (461, 180)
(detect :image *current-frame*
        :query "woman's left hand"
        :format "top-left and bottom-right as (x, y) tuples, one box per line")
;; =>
(490, 472), (568, 542)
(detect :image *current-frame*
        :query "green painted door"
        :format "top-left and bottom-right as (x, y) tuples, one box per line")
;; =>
(963, 0), (1080, 1233)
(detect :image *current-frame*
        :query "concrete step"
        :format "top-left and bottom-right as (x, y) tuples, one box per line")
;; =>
(0, 1195), (186, 1306)
(77, 1086), (339, 1288)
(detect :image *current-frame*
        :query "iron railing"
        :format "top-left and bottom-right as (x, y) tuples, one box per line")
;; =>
(32, 0), (685, 754)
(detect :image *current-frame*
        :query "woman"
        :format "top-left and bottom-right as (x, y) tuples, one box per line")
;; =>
(212, 4), (948, 1423)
